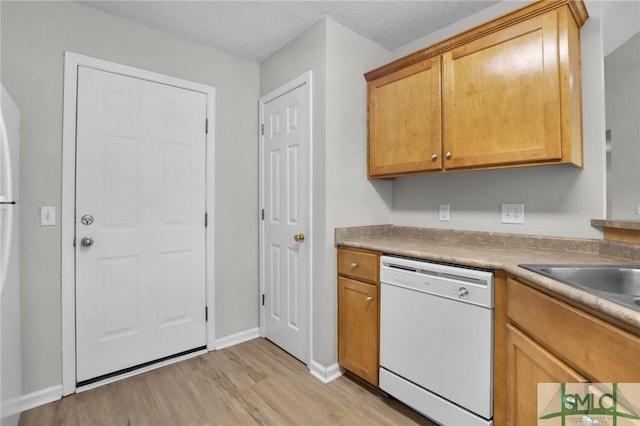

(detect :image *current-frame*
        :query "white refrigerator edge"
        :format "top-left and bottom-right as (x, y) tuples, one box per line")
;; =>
(1, 84), (22, 426)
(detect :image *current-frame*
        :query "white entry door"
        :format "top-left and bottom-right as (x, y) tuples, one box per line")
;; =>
(261, 78), (310, 364)
(75, 66), (207, 383)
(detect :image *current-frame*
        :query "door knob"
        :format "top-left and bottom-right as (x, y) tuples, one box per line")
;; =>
(293, 233), (305, 243)
(80, 236), (94, 248)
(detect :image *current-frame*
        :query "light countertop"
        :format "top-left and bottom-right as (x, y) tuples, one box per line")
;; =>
(336, 225), (640, 330)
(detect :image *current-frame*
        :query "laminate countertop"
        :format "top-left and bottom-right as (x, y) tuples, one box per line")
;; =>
(335, 225), (640, 331)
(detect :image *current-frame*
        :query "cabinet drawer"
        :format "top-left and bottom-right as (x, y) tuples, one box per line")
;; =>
(507, 278), (640, 382)
(337, 248), (379, 283)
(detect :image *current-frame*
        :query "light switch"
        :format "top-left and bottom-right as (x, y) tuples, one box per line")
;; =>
(40, 206), (56, 226)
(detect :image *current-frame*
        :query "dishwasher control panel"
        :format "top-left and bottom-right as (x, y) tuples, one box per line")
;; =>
(380, 256), (494, 308)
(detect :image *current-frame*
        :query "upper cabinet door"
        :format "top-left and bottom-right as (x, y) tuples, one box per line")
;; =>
(367, 57), (442, 178)
(442, 11), (563, 170)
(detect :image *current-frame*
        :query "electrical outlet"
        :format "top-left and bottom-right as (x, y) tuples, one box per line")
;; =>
(501, 203), (524, 224)
(439, 204), (450, 222)
(40, 206), (56, 226)
(636, 206), (640, 215)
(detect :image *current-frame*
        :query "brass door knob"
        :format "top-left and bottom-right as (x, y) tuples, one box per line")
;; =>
(293, 233), (305, 243)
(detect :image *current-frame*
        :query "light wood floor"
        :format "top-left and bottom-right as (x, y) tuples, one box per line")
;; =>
(19, 338), (436, 425)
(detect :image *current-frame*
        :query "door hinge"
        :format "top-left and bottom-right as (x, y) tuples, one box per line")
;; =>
(261, 208), (264, 220)
(262, 294), (265, 306)
(261, 123), (264, 136)
(205, 306), (208, 321)
(205, 212), (208, 227)
(73, 238), (76, 247)
(205, 118), (209, 134)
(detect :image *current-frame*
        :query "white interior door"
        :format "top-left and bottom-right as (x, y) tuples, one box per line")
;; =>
(75, 66), (207, 383)
(262, 80), (309, 364)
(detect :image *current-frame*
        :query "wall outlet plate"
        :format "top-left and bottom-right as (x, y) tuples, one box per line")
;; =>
(501, 203), (524, 224)
(439, 204), (450, 222)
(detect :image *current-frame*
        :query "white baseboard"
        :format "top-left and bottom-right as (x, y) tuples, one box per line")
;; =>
(310, 360), (343, 384)
(215, 327), (260, 350)
(16, 330), (260, 414)
(20, 385), (62, 412)
(16, 339), (336, 415)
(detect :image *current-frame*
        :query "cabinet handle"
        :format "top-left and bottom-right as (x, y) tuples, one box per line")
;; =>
(350, 262), (358, 271)
(431, 153), (438, 161)
(445, 151), (452, 159)
(366, 296), (373, 303)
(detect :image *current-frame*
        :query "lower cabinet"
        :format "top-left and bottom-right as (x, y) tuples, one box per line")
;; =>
(497, 276), (640, 426)
(338, 276), (379, 386)
(337, 247), (380, 387)
(505, 324), (587, 425)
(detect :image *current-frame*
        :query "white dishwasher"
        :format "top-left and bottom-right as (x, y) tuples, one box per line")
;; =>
(379, 255), (494, 426)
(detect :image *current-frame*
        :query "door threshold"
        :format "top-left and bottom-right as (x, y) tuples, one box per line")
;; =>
(76, 346), (207, 393)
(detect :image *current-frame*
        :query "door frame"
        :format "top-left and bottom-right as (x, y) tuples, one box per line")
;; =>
(258, 72), (313, 369)
(61, 52), (216, 396)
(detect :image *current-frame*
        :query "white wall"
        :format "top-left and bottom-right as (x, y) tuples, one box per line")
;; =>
(606, 32), (640, 219)
(386, 0), (607, 239)
(261, 0), (610, 370)
(261, 19), (331, 367)
(1, 1), (260, 394)
(260, 17), (392, 366)
(322, 19), (392, 365)
(0, 0), (613, 398)
(601, 0), (640, 56)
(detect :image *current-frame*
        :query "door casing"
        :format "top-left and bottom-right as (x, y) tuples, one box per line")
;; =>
(258, 72), (313, 369)
(61, 52), (216, 396)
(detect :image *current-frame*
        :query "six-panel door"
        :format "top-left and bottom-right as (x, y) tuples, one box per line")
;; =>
(75, 66), (207, 383)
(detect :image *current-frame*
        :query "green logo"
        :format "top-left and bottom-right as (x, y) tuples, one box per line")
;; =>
(539, 383), (640, 425)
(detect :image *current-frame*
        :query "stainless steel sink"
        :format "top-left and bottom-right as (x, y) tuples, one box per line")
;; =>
(519, 264), (640, 312)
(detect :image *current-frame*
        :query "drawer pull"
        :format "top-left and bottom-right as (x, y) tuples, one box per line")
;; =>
(366, 296), (373, 303)
(350, 262), (358, 271)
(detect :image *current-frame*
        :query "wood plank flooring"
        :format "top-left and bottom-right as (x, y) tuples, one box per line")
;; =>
(19, 338), (436, 425)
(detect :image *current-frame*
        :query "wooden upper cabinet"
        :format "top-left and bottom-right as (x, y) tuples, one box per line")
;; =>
(443, 11), (564, 169)
(368, 58), (442, 178)
(364, 0), (587, 178)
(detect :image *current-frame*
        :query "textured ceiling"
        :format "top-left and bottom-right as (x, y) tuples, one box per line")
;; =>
(79, 1), (499, 63)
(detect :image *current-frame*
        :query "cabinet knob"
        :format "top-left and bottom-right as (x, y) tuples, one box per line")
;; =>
(431, 153), (438, 161)
(366, 296), (373, 303)
(445, 151), (452, 159)
(350, 262), (358, 271)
